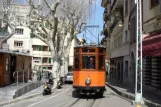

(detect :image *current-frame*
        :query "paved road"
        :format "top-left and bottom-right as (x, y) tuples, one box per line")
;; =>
(3, 84), (146, 107)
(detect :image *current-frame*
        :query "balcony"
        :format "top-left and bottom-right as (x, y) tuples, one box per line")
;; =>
(111, 0), (123, 12)
(110, 7), (123, 34)
(102, 28), (109, 37)
(103, 9), (111, 22)
(32, 51), (51, 57)
(101, 0), (110, 8)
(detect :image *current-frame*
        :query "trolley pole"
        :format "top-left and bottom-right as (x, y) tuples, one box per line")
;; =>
(135, 0), (143, 104)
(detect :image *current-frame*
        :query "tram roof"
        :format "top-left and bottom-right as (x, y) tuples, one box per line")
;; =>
(74, 44), (106, 48)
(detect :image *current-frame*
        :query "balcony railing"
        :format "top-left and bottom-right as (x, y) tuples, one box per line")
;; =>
(110, 7), (123, 34)
(33, 51), (51, 56)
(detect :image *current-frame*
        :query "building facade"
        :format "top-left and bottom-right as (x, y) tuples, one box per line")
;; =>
(101, 0), (161, 91)
(6, 4), (54, 71)
(142, 0), (161, 91)
(101, 0), (131, 84)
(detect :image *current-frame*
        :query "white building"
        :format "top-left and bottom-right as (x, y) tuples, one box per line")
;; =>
(6, 4), (53, 71)
(31, 37), (53, 70)
(7, 4), (32, 54)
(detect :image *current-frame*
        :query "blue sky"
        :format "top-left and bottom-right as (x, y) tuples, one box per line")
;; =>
(77, 0), (104, 44)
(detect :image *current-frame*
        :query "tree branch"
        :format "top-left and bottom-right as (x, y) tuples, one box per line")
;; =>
(0, 20), (16, 49)
(32, 30), (49, 45)
(44, 0), (53, 12)
(51, 0), (62, 15)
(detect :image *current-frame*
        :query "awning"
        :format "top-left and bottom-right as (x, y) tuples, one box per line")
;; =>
(142, 33), (161, 56)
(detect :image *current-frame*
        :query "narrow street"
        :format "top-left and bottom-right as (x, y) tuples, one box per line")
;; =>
(3, 84), (146, 107)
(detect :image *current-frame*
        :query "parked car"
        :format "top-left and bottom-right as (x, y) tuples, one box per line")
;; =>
(65, 72), (73, 83)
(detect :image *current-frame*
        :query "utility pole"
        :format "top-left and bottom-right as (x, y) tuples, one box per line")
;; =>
(135, 0), (143, 103)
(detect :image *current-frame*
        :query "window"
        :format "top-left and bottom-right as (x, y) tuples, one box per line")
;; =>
(74, 56), (79, 69)
(82, 56), (95, 69)
(118, 37), (121, 46)
(99, 56), (105, 70)
(15, 28), (23, 34)
(21, 59), (25, 69)
(150, 0), (159, 8)
(48, 67), (52, 70)
(5, 57), (9, 71)
(43, 46), (49, 51)
(33, 57), (41, 61)
(32, 45), (39, 51)
(130, 16), (136, 43)
(99, 48), (105, 53)
(14, 41), (23, 47)
(120, 35), (123, 44)
(125, 61), (128, 77)
(82, 48), (95, 52)
(42, 58), (48, 63)
(125, 0), (128, 14)
(125, 30), (128, 42)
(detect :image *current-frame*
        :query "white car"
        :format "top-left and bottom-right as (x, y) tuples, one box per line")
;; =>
(65, 72), (73, 83)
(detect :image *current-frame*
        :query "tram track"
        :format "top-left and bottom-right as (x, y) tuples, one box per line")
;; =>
(83, 99), (95, 107)
(65, 98), (96, 107)
(67, 98), (81, 107)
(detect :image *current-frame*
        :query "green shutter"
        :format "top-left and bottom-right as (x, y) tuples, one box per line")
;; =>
(39, 46), (41, 51)
(41, 46), (43, 51)
(42, 67), (46, 69)
(49, 58), (51, 63)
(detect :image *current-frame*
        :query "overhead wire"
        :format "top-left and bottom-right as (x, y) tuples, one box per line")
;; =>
(93, 0), (97, 25)
(86, 27), (98, 39)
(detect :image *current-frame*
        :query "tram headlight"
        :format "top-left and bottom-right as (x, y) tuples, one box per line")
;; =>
(85, 78), (91, 85)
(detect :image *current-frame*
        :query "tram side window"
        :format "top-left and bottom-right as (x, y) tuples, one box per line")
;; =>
(99, 56), (105, 70)
(99, 48), (105, 53)
(82, 56), (95, 69)
(74, 56), (79, 69)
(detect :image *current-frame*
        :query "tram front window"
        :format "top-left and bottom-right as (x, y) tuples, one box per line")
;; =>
(82, 56), (95, 69)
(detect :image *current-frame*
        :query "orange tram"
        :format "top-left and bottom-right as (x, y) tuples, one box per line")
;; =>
(73, 45), (106, 96)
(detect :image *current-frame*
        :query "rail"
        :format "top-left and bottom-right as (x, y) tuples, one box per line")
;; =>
(13, 69), (32, 87)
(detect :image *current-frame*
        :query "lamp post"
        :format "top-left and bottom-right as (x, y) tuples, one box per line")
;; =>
(135, 0), (143, 104)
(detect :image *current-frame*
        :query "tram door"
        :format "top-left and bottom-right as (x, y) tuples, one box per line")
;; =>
(10, 56), (16, 83)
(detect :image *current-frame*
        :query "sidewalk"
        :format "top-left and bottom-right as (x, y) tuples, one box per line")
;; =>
(0, 83), (56, 107)
(0, 85), (43, 107)
(0, 74), (44, 101)
(106, 79), (161, 107)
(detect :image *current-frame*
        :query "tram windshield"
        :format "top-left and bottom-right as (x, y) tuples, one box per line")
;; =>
(82, 56), (95, 69)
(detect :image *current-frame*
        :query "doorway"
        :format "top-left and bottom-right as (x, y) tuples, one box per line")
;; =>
(10, 55), (16, 83)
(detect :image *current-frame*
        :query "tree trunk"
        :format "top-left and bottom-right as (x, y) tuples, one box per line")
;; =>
(51, 55), (60, 88)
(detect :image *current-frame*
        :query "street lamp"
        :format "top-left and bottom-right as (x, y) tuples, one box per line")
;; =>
(118, 21), (123, 27)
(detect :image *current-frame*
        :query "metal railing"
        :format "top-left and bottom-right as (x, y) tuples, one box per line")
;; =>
(13, 69), (31, 87)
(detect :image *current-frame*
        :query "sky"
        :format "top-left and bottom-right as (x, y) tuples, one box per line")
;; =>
(19, 0), (104, 43)
(77, 0), (104, 44)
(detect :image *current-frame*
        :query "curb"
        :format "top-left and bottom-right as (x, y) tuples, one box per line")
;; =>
(106, 82), (161, 107)
(0, 93), (41, 107)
